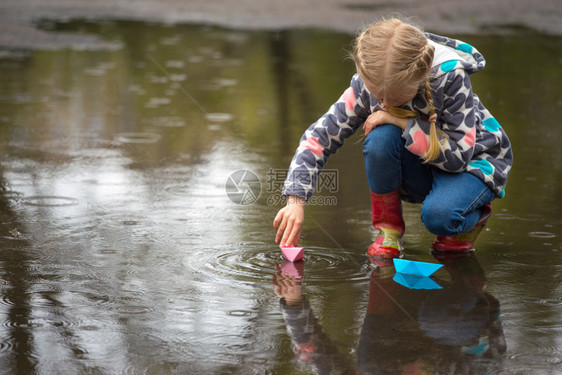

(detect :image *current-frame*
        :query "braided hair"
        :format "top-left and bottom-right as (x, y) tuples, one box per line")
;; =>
(353, 18), (446, 162)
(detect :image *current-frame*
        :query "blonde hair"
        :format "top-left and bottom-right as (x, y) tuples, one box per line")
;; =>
(353, 18), (446, 162)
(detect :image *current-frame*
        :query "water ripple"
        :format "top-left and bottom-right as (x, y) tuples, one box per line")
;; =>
(509, 344), (562, 366)
(0, 338), (14, 353)
(205, 113), (234, 122)
(22, 196), (79, 207)
(528, 231), (556, 238)
(0, 295), (15, 307)
(0, 189), (23, 201)
(184, 244), (370, 285)
(116, 132), (161, 144)
(144, 116), (185, 128)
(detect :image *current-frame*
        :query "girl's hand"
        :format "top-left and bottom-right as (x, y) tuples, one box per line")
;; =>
(363, 110), (408, 136)
(273, 195), (305, 246)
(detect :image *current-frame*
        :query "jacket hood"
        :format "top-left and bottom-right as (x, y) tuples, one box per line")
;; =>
(426, 33), (486, 78)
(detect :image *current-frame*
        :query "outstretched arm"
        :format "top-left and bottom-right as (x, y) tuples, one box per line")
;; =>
(275, 74), (372, 245)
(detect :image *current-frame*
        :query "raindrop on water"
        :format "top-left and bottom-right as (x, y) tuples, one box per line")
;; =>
(116, 132), (162, 144)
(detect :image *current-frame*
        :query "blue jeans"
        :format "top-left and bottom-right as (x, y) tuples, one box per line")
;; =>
(362, 125), (495, 236)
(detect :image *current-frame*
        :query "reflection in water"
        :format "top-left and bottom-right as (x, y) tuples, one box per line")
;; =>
(274, 254), (506, 374)
(274, 262), (357, 374)
(361, 254), (507, 374)
(0, 19), (560, 373)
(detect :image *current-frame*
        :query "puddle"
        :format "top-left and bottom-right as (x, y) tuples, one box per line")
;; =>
(0, 19), (560, 374)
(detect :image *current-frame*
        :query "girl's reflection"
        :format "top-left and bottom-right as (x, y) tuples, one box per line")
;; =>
(273, 262), (355, 374)
(273, 253), (506, 374)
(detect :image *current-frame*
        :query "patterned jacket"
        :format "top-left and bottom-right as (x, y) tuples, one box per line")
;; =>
(282, 33), (513, 200)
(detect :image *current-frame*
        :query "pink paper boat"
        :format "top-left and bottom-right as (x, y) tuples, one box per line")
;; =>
(280, 245), (304, 262)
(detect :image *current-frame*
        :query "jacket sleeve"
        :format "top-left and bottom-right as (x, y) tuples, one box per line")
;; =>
(403, 70), (477, 172)
(282, 74), (371, 201)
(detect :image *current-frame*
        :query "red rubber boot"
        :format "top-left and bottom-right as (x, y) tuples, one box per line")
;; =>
(432, 204), (492, 252)
(367, 190), (405, 259)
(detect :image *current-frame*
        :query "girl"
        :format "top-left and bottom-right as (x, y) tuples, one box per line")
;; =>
(273, 18), (512, 259)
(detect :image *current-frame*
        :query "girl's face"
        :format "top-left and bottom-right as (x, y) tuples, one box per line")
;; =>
(367, 82), (420, 109)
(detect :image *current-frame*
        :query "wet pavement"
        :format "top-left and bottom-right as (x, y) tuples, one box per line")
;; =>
(0, 6), (561, 375)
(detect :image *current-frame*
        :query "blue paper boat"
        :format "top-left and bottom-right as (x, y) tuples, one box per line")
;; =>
(393, 273), (442, 290)
(393, 258), (443, 277)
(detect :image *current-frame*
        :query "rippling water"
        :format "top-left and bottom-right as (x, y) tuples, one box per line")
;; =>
(0, 20), (561, 374)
